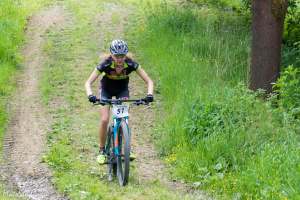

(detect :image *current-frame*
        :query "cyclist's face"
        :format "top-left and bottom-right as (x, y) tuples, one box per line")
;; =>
(112, 54), (126, 66)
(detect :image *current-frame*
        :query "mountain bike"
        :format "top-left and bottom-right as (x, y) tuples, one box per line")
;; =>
(94, 98), (149, 186)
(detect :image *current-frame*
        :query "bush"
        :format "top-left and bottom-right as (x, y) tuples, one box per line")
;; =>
(176, 85), (300, 199)
(273, 65), (300, 117)
(282, 1), (300, 67)
(131, 2), (300, 199)
(284, 0), (300, 46)
(282, 42), (300, 67)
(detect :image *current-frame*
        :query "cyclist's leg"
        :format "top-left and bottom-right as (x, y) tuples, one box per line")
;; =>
(99, 89), (112, 149)
(97, 106), (110, 164)
(99, 106), (110, 149)
(97, 89), (112, 164)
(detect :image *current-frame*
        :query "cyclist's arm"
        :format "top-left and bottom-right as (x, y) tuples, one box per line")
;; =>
(85, 68), (101, 96)
(136, 67), (154, 95)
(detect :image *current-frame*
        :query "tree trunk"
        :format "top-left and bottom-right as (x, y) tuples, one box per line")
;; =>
(250, 0), (288, 93)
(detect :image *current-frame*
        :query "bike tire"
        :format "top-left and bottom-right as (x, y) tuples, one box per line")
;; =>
(106, 126), (117, 181)
(117, 120), (131, 186)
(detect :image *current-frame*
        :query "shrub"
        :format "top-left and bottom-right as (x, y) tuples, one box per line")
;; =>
(176, 85), (300, 199)
(273, 65), (300, 117)
(131, 2), (300, 199)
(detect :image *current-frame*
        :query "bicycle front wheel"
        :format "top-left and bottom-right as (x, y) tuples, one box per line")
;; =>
(106, 126), (117, 181)
(117, 120), (131, 186)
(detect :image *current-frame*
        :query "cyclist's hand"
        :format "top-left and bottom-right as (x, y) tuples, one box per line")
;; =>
(88, 94), (97, 103)
(145, 94), (154, 103)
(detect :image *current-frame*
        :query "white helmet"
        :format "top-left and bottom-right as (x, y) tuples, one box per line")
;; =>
(110, 39), (129, 55)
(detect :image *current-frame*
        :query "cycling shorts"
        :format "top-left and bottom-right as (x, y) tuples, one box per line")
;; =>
(99, 88), (129, 100)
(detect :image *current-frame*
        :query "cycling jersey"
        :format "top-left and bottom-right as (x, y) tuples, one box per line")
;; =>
(96, 56), (139, 95)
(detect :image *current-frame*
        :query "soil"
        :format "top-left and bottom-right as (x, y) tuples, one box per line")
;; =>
(0, 2), (210, 200)
(1, 6), (68, 200)
(96, 3), (210, 199)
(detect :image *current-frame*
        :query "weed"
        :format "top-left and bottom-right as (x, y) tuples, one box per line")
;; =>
(128, 2), (300, 199)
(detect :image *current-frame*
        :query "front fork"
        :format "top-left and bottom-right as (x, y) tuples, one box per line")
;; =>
(112, 117), (129, 156)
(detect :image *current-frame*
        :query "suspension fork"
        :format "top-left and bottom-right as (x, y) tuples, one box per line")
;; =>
(113, 118), (121, 156)
(112, 117), (129, 156)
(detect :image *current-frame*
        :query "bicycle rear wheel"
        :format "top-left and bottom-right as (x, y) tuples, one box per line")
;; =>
(105, 126), (117, 181)
(117, 120), (131, 186)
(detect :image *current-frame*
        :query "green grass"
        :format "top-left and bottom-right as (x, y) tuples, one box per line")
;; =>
(0, 0), (25, 158)
(0, 0), (51, 198)
(127, 2), (300, 200)
(40, 0), (195, 199)
(0, 0), (51, 155)
(0, 184), (25, 200)
(3, 0), (298, 199)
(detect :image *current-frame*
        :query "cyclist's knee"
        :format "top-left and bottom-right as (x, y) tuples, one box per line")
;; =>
(100, 106), (110, 125)
(100, 117), (109, 125)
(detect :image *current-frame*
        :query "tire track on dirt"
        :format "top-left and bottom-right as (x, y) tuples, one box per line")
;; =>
(1, 6), (68, 200)
(95, 2), (210, 199)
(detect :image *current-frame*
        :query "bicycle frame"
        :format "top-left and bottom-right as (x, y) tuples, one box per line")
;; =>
(111, 116), (129, 156)
(94, 97), (148, 185)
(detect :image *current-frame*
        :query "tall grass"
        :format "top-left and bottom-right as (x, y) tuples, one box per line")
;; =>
(0, 0), (49, 199)
(0, 0), (50, 155)
(129, 3), (250, 150)
(0, 0), (25, 155)
(129, 2), (300, 199)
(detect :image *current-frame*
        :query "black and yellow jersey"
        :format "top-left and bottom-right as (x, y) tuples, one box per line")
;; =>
(96, 56), (139, 95)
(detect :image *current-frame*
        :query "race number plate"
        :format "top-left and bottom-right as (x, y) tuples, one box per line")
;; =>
(112, 105), (129, 118)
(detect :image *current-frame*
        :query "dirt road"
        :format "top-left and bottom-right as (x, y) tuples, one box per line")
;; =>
(1, 6), (67, 200)
(1, 2), (209, 200)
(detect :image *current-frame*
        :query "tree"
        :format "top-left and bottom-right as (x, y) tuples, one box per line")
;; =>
(250, 0), (288, 93)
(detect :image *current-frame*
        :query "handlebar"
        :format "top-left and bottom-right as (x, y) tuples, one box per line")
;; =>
(93, 98), (149, 106)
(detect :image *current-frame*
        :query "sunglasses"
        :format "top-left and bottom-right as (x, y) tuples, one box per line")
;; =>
(114, 54), (126, 58)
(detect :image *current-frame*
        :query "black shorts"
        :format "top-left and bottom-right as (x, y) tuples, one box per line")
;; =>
(100, 88), (129, 100)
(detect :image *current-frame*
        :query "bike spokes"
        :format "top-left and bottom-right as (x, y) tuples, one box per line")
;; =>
(106, 126), (117, 181)
(116, 122), (130, 186)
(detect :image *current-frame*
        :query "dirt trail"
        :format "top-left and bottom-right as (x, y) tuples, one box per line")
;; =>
(1, 6), (67, 200)
(0, 2), (209, 200)
(97, 2), (210, 200)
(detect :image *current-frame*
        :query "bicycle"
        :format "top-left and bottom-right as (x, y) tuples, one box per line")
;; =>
(94, 98), (149, 186)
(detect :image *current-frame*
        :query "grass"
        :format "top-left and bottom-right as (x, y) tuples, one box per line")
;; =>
(0, 0), (51, 199)
(40, 0), (195, 199)
(0, 0), (51, 156)
(2, 0), (299, 199)
(127, 1), (300, 199)
(0, 0), (25, 159)
(0, 184), (25, 200)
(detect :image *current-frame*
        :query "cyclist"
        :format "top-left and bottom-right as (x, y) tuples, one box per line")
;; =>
(85, 39), (154, 164)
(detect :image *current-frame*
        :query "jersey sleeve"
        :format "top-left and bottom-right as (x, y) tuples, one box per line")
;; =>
(125, 58), (139, 71)
(96, 57), (112, 73)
